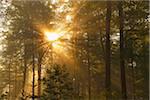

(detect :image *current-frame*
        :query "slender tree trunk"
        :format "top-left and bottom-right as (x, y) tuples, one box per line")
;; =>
(38, 59), (42, 100)
(131, 58), (135, 100)
(118, 1), (127, 100)
(130, 45), (135, 100)
(87, 33), (91, 100)
(8, 61), (11, 100)
(37, 48), (48, 100)
(22, 60), (27, 97)
(14, 65), (17, 99)
(22, 44), (27, 98)
(32, 40), (35, 100)
(105, 1), (111, 100)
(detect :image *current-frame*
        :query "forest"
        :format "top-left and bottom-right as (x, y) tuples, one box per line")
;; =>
(0, 0), (149, 100)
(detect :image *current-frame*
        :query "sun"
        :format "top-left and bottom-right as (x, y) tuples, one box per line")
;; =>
(44, 32), (62, 41)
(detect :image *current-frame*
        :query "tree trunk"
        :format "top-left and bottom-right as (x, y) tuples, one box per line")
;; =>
(131, 58), (135, 100)
(38, 57), (42, 100)
(14, 64), (17, 99)
(32, 40), (35, 100)
(22, 44), (27, 98)
(105, 1), (111, 100)
(37, 48), (48, 100)
(87, 32), (91, 100)
(118, 1), (127, 100)
(8, 61), (11, 100)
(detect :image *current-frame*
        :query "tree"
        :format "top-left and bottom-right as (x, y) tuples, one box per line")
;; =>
(118, 1), (127, 100)
(105, 1), (112, 99)
(4, 0), (53, 99)
(42, 64), (73, 100)
(123, 1), (149, 99)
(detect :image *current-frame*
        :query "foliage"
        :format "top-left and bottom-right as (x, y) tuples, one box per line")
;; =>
(1, 0), (53, 99)
(42, 64), (73, 100)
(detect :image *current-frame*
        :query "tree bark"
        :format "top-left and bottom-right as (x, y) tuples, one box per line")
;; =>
(118, 1), (127, 100)
(32, 39), (35, 100)
(105, 1), (111, 100)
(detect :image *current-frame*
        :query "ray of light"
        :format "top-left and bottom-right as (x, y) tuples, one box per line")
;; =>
(44, 32), (63, 41)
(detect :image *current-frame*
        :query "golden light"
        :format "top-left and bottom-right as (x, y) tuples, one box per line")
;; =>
(51, 0), (59, 4)
(64, 0), (69, 2)
(66, 15), (72, 22)
(44, 32), (62, 41)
